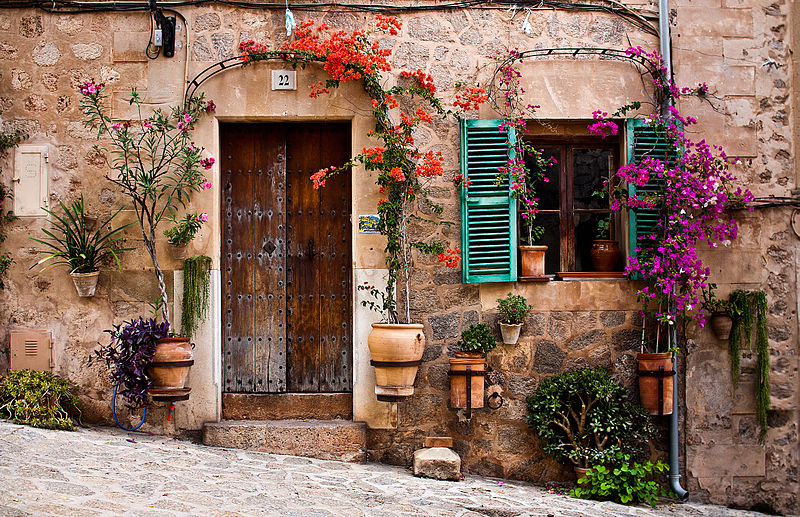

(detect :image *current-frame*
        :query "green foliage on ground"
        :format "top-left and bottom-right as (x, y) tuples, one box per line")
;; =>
(0, 369), (80, 430)
(570, 452), (672, 507)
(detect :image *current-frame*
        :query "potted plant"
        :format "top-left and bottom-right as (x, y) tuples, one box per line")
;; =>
(449, 323), (496, 409)
(240, 20), (474, 401)
(701, 283), (732, 340)
(30, 195), (133, 297)
(519, 219), (548, 278)
(164, 212), (208, 261)
(589, 182), (621, 272)
(496, 292), (531, 345)
(527, 367), (656, 478)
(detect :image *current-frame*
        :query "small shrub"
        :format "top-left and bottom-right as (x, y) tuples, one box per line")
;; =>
(496, 292), (532, 325)
(456, 323), (497, 355)
(0, 369), (80, 430)
(570, 452), (672, 507)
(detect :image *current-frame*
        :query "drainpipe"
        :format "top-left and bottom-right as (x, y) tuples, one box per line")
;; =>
(659, 0), (689, 500)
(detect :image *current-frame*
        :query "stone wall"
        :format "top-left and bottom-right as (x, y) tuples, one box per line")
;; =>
(0, 1), (797, 513)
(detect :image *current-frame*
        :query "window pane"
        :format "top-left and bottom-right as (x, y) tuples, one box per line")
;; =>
(575, 212), (612, 271)
(535, 213), (560, 274)
(573, 148), (613, 209)
(526, 147), (560, 211)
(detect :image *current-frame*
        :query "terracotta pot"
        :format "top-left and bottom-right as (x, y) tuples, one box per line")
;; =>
(590, 240), (621, 272)
(574, 466), (590, 481)
(709, 312), (733, 340)
(70, 271), (100, 297)
(449, 352), (485, 409)
(636, 352), (674, 415)
(148, 337), (194, 390)
(169, 243), (188, 262)
(520, 245), (547, 277)
(367, 323), (425, 401)
(499, 322), (522, 345)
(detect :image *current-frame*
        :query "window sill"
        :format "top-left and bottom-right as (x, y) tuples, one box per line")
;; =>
(555, 272), (626, 281)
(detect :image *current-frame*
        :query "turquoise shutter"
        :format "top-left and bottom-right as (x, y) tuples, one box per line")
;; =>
(625, 118), (681, 262)
(460, 119), (517, 283)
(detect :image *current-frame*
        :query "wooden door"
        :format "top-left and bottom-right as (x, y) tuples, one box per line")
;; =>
(221, 122), (352, 394)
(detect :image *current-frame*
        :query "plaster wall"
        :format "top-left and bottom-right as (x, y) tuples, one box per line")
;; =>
(0, 2), (796, 513)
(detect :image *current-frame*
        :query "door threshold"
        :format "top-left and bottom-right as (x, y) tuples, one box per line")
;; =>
(222, 392), (353, 420)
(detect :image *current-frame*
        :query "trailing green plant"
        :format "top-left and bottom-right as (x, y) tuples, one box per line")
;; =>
(527, 367), (656, 468)
(30, 195), (133, 274)
(164, 212), (207, 246)
(79, 81), (215, 323)
(181, 255), (212, 339)
(727, 289), (770, 444)
(456, 323), (497, 355)
(570, 452), (672, 507)
(496, 292), (532, 325)
(0, 369), (80, 431)
(0, 76), (27, 288)
(701, 283), (731, 314)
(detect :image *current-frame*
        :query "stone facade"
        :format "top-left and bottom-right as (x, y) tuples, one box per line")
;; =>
(0, 1), (797, 514)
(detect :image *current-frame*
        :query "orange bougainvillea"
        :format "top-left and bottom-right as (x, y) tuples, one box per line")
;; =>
(400, 69), (437, 95)
(453, 86), (489, 110)
(416, 150), (444, 178)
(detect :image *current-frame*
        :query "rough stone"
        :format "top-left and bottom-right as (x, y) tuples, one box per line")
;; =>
(521, 313), (546, 337)
(23, 95), (46, 112)
(56, 16), (84, 34)
(193, 37), (214, 61)
(413, 447), (461, 481)
(533, 340), (565, 374)
(32, 42), (61, 66)
(10, 69), (32, 91)
(19, 15), (43, 38)
(428, 312), (460, 340)
(410, 286), (441, 313)
(211, 32), (235, 59)
(195, 12), (222, 31)
(71, 43), (103, 61)
(612, 329), (643, 352)
(600, 311), (626, 328)
(566, 329), (606, 351)
(0, 42), (18, 60)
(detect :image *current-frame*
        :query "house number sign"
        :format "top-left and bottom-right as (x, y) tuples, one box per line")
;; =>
(272, 70), (297, 90)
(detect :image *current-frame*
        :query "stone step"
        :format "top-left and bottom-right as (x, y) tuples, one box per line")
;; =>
(202, 419), (366, 463)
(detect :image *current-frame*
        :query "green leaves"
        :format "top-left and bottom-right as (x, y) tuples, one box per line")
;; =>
(0, 369), (81, 431)
(456, 323), (497, 355)
(570, 453), (672, 507)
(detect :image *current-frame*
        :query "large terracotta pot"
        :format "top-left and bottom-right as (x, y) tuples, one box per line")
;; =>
(709, 312), (733, 340)
(70, 271), (99, 297)
(449, 352), (486, 409)
(590, 240), (621, 272)
(367, 323), (425, 402)
(148, 337), (194, 390)
(636, 352), (673, 415)
(520, 245), (547, 277)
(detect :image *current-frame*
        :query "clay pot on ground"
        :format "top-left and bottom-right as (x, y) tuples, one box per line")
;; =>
(367, 323), (425, 402)
(148, 337), (194, 391)
(449, 351), (486, 409)
(636, 352), (674, 415)
(499, 322), (522, 345)
(520, 245), (547, 277)
(574, 466), (590, 481)
(169, 243), (188, 262)
(709, 312), (733, 340)
(70, 271), (100, 297)
(590, 240), (621, 272)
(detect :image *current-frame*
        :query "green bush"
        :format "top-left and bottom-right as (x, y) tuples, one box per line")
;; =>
(570, 452), (672, 507)
(456, 323), (497, 355)
(496, 292), (532, 325)
(527, 367), (655, 468)
(0, 369), (80, 430)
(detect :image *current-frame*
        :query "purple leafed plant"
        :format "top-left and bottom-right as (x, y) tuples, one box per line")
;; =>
(93, 318), (170, 408)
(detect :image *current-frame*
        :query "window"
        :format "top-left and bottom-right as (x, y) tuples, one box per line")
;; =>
(526, 136), (620, 274)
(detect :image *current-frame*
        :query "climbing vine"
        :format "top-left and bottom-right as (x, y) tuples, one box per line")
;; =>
(238, 16), (478, 323)
(181, 255), (212, 339)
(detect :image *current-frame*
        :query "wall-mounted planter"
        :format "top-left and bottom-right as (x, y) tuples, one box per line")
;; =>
(169, 243), (188, 262)
(449, 352), (485, 409)
(70, 271), (100, 297)
(636, 352), (673, 415)
(148, 337), (194, 398)
(367, 323), (425, 402)
(709, 312), (732, 340)
(499, 322), (522, 345)
(519, 245), (547, 277)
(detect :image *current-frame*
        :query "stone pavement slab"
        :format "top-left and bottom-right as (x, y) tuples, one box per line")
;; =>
(0, 421), (778, 517)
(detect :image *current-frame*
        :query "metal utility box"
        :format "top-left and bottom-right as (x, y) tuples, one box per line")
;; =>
(10, 329), (53, 372)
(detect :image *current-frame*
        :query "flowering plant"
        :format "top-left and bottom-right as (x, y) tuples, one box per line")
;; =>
(239, 16), (476, 323)
(496, 292), (531, 325)
(589, 47), (753, 337)
(164, 212), (208, 246)
(79, 84), (215, 322)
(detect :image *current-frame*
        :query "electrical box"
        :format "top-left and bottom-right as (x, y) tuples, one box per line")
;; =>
(13, 145), (48, 217)
(10, 329), (53, 372)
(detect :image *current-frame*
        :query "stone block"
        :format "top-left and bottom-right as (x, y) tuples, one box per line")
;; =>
(688, 444), (765, 477)
(424, 436), (453, 448)
(113, 32), (150, 62)
(413, 447), (461, 481)
(678, 7), (754, 38)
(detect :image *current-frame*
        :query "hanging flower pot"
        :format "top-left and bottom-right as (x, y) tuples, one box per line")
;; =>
(590, 239), (621, 272)
(709, 311), (733, 340)
(449, 351), (486, 409)
(367, 323), (425, 401)
(520, 245), (547, 277)
(148, 337), (194, 391)
(70, 271), (100, 297)
(636, 352), (673, 415)
(169, 243), (188, 262)
(498, 322), (522, 345)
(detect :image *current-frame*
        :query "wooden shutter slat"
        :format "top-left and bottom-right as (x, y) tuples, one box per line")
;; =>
(461, 119), (517, 283)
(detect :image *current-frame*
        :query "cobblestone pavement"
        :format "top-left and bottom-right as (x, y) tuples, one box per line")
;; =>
(0, 421), (773, 517)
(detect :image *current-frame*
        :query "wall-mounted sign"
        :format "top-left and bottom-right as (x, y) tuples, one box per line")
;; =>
(272, 70), (297, 90)
(358, 214), (381, 233)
